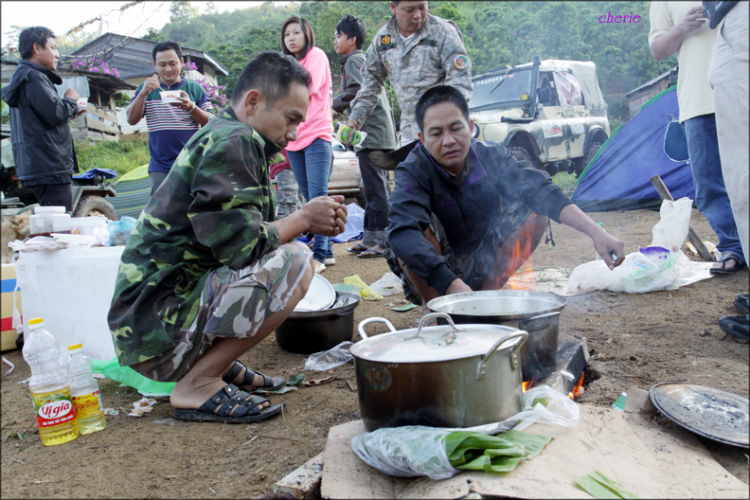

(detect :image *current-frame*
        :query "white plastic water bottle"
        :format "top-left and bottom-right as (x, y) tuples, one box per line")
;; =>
(67, 343), (106, 434)
(22, 318), (79, 446)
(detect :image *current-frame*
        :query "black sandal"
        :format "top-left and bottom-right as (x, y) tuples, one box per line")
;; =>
(222, 361), (286, 391)
(172, 384), (285, 423)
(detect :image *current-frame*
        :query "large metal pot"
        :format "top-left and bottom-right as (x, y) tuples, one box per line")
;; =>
(275, 291), (360, 354)
(427, 290), (566, 382)
(352, 312), (528, 432)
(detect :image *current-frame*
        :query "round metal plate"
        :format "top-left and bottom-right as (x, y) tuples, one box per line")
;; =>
(649, 382), (749, 448)
(294, 273), (336, 312)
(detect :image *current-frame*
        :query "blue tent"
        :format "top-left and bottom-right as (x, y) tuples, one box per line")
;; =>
(572, 86), (694, 212)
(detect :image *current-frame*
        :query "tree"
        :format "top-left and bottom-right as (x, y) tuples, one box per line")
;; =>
(169, 1), (199, 23)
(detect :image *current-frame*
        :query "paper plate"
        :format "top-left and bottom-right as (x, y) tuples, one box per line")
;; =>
(295, 273), (336, 312)
(650, 382), (749, 448)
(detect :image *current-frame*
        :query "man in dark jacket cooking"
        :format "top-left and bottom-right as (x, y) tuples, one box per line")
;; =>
(2, 26), (83, 212)
(385, 86), (626, 316)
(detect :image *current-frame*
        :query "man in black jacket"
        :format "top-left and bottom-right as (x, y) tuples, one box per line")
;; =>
(386, 86), (625, 315)
(2, 26), (83, 212)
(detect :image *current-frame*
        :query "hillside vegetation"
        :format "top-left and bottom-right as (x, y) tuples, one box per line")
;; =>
(148, 1), (677, 123)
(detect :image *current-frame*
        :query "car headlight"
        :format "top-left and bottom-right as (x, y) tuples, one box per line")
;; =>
(472, 123), (480, 138)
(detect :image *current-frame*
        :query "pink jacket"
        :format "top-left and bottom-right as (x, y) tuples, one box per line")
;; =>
(286, 46), (333, 151)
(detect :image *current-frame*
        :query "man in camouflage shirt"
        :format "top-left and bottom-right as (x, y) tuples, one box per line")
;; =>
(108, 51), (348, 424)
(346, 1), (473, 146)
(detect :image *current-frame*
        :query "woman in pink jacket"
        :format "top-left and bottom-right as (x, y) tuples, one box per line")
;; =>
(281, 17), (335, 273)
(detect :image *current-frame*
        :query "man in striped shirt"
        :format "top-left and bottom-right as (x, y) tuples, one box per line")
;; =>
(127, 41), (213, 194)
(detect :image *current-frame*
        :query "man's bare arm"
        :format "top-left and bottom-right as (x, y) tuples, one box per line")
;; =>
(559, 204), (625, 269)
(651, 6), (705, 60)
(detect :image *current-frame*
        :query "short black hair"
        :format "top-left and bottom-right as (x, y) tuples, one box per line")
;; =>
(336, 14), (366, 50)
(415, 85), (471, 132)
(19, 26), (55, 60)
(230, 51), (312, 107)
(152, 41), (182, 62)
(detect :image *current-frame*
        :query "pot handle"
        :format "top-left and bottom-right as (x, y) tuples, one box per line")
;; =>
(476, 331), (528, 380)
(519, 311), (561, 332)
(402, 312), (461, 341)
(357, 317), (397, 340)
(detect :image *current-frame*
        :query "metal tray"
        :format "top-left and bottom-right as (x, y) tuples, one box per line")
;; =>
(649, 382), (749, 448)
(294, 273), (336, 312)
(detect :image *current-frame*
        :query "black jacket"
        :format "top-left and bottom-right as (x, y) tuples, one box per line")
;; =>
(387, 139), (573, 295)
(2, 60), (78, 184)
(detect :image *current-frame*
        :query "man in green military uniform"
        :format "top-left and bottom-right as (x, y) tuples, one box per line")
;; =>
(107, 51), (348, 424)
(346, 1), (473, 149)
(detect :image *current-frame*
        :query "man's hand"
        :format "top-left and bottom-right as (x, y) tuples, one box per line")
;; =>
(64, 88), (79, 101)
(446, 278), (473, 295)
(169, 90), (196, 112)
(591, 230), (625, 270)
(143, 74), (160, 94)
(677, 6), (706, 36)
(345, 118), (361, 131)
(301, 195), (348, 237)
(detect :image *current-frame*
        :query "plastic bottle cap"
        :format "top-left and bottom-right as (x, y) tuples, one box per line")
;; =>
(68, 343), (83, 350)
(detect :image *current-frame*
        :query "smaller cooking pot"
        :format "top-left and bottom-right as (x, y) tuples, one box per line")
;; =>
(275, 291), (360, 354)
(352, 313), (528, 432)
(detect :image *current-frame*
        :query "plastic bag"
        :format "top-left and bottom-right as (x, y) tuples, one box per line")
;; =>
(92, 357), (175, 397)
(304, 341), (353, 371)
(567, 198), (714, 294)
(351, 385), (579, 479)
(107, 216), (137, 245)
(368, 272), (404, 297)
(336, 121), (368, 146)
(344, 275), (383, 300)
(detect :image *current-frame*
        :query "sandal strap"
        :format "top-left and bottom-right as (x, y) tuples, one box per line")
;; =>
(197, 384), (262, 418)
(223, 361), (245, 384)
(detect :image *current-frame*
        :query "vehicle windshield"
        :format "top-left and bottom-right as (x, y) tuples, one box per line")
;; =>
(469, 68), (533, 112)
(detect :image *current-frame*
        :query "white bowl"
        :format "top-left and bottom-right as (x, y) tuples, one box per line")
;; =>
(160, 91), (181, 103)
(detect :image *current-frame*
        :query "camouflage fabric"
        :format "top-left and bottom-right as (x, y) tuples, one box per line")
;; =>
(275, 168), (304, 219)
(349, 14), (473, 143)
(108, 106), (286, 367)
(131, 243), (311, 382)
(385, 204), (533, 306)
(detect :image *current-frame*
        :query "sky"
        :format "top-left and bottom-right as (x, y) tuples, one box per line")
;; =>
(1, 1), (283, 49)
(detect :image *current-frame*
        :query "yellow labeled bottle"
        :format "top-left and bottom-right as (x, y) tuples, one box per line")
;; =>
(22, 318), (79, 446)
(68, 344), (106, 434)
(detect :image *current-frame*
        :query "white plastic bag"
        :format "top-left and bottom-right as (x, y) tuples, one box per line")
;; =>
(304, 341), (353, 371)
(567, 198), (714, 294)
(368, 272), (404, 297)
(351, 385), (579, 480)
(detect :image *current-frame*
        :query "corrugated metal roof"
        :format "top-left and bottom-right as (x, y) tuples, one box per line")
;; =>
(70, 33), (229, 78)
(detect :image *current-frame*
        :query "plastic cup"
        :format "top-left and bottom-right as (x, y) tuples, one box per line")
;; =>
(77, 97), (88, 111)
(160, 90), (182, 103)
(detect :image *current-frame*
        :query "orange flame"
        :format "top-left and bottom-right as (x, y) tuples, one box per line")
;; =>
(522, 381), (533, 392)
(496, 214), (541, 290)
(568, 373), (585, 400)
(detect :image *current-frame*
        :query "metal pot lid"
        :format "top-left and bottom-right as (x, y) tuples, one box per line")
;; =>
(427, 290), (566, 320)
(294, 274), (336, 312)
(649, 382), (749, 448)
(352, 314), (526, 363)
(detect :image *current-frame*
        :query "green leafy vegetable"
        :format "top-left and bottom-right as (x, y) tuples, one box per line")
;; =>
(575, 470), (639, 499)
(446, 429), (552, 474)
(287, 374), (305, 386)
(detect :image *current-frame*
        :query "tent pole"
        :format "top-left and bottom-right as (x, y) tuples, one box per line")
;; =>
(649, 174), (716, 262)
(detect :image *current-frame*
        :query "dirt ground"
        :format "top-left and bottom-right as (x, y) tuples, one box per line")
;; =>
(1, 207), (748, 499)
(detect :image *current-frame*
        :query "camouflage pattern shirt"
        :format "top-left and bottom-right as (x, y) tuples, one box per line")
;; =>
(349, 14), (473, 143)
(108, 106), (284, 367)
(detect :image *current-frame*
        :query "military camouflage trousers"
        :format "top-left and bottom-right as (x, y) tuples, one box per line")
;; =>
(132, 242), (312, 382)
(385, 201), (533, 305)
(275, 168), (304, 219)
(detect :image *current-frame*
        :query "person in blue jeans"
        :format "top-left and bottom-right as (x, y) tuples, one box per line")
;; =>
(649, 2), (745, 274)
(282, 17), (335, 272)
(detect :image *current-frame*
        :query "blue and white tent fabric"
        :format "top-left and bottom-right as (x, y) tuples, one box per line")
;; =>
(572, 87), (694, 212)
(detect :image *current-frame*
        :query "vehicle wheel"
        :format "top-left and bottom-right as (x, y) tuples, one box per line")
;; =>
(73, 195), (118, 220)
(510, 146), (534, 167)
(573, 141), (602, 176)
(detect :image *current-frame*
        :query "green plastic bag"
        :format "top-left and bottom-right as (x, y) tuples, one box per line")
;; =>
(92, 357), (175, 397)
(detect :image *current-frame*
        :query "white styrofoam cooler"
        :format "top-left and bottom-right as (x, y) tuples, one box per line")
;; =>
(15, 246), (124, 360)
